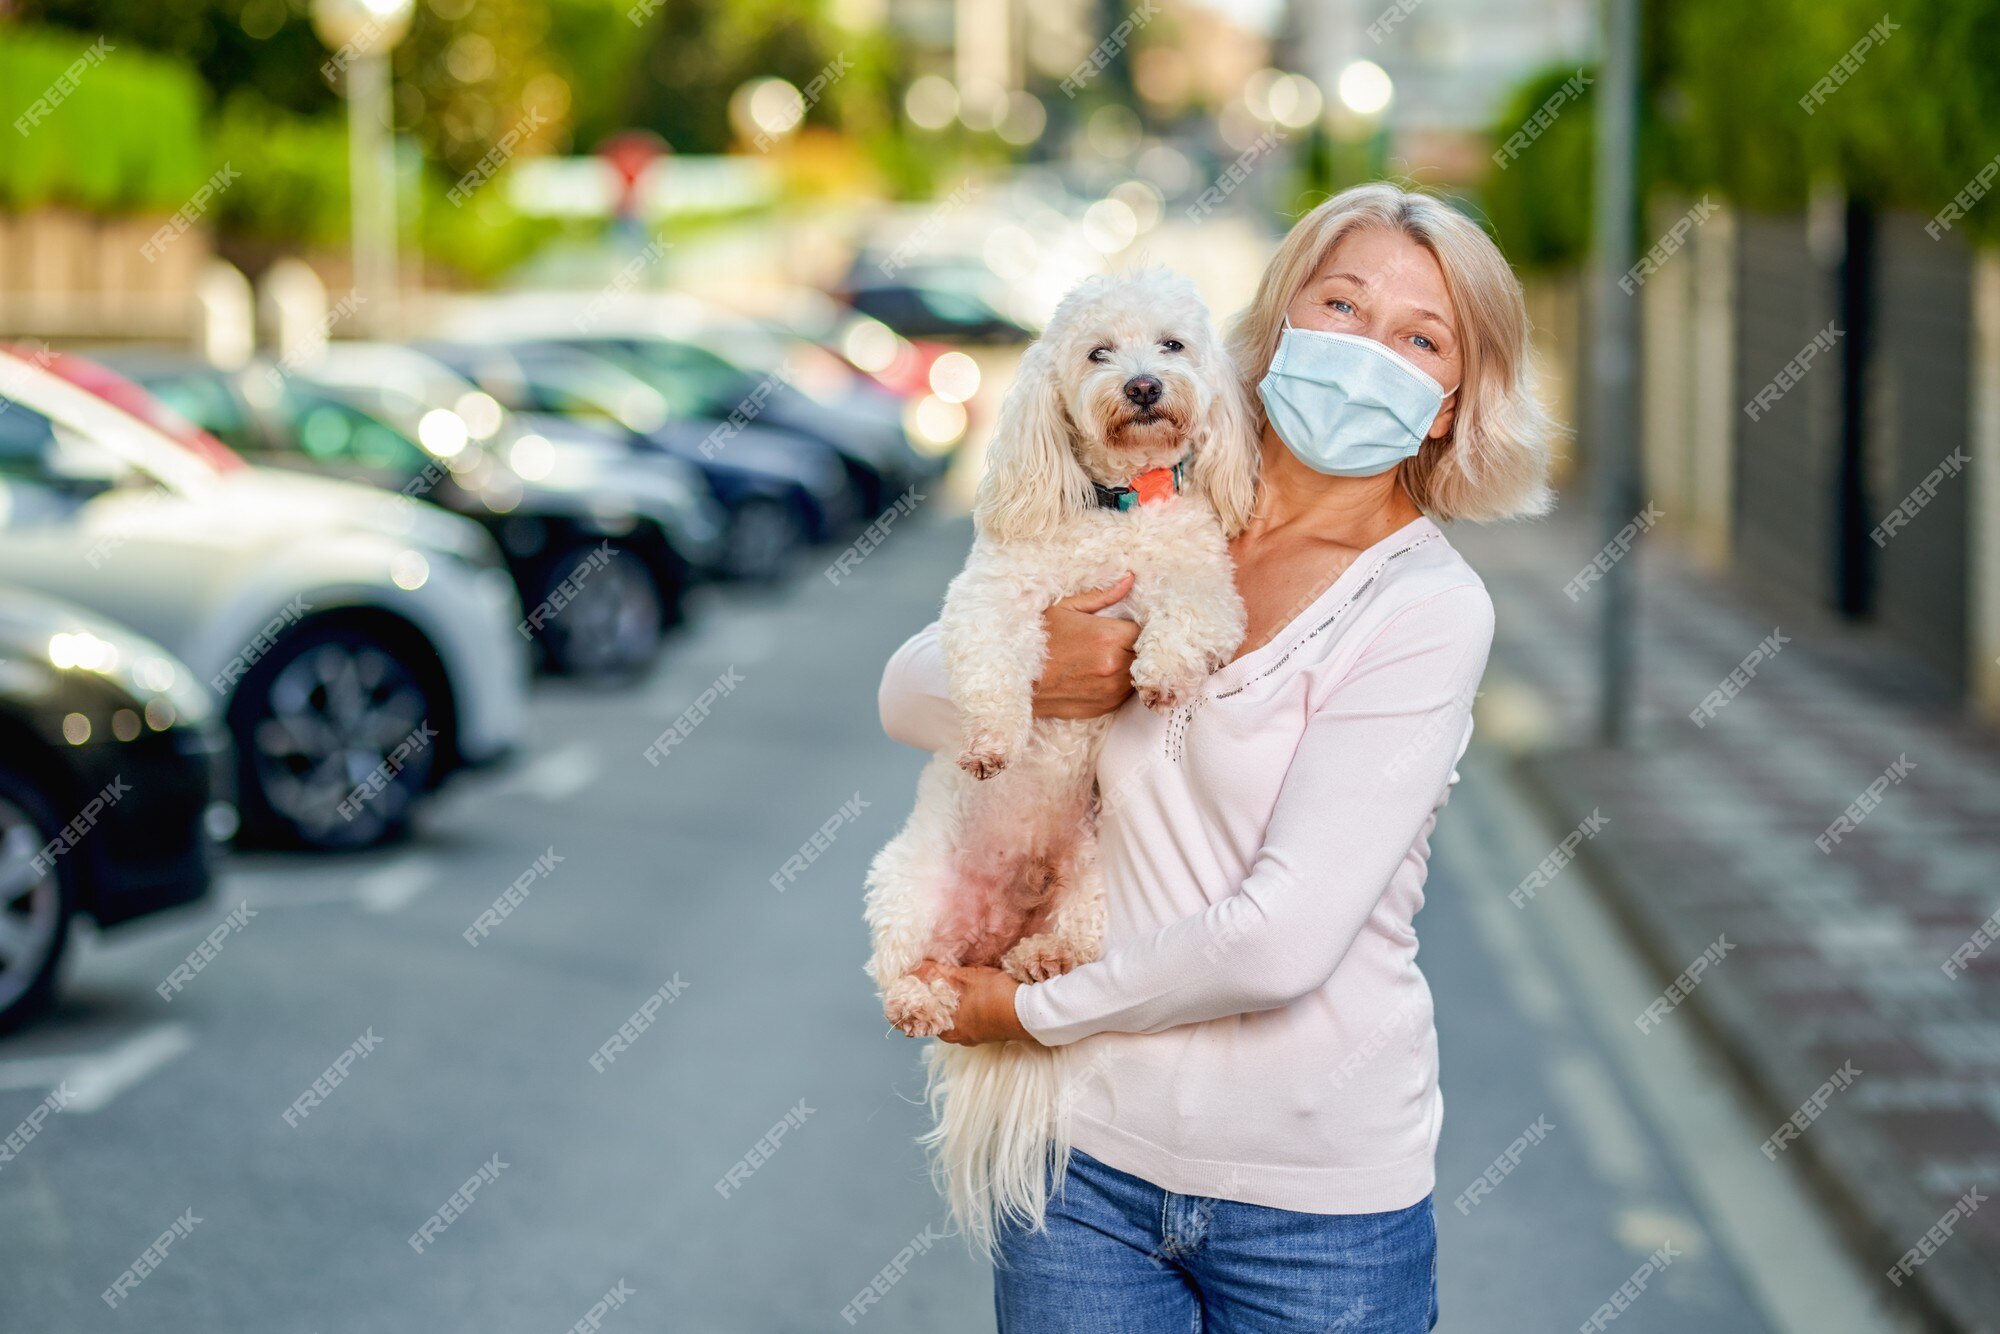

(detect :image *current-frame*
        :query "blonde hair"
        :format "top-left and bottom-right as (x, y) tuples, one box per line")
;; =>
(1227, 183), (1556, 522)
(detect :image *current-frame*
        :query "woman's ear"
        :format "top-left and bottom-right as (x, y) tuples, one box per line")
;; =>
(973, 341), (1093, 542)
(1428, 381), (1460, 442)
(1192, 350), (1260, 538)
(1428, 343), (1468, 442)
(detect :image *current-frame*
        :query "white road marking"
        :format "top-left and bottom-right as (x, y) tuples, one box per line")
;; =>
(356, 856), (438, 913)
(1614, 1205), (1710, 1262)
(1450, 836), (1566, 1027)
(0, 1053), (76, 1093)
(1448, 746), (1910, 1334)
(709, 616), (779, 668)
(514, 744), (600, 802)
(238, 883), (362, 909)
(1544, 1049), (1659, 1193)
(54, 1024), (195, 1113)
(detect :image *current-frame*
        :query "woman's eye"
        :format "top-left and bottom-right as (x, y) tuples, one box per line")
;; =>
(1412, 334), (1436, 352)
(1327, 299), (1354, 315)
(1160, 339), (1184, 353)
(1089, 347), (1110, 363)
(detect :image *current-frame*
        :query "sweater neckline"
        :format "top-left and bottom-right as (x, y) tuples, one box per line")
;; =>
(1208, 515), (1440, 694)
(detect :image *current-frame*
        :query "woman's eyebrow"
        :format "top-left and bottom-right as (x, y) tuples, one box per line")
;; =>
(1318, 270), (1455, 331)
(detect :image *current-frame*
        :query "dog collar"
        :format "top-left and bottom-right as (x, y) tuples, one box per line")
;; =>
(1092, 458), (1187, 511)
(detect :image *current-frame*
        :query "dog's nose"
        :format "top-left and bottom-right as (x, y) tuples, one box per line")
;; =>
(1123, 376), (1162, 408)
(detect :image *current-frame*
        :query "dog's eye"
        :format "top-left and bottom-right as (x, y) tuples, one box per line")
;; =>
(1160, 339), (1184, 353)
(1088, 347), (1111, 363)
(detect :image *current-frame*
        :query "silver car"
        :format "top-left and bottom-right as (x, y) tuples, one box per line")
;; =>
(0, 351), (529, 849)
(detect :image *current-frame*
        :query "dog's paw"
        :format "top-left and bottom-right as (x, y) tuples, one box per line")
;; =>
(956, 727), (1017, 779)
(1002, 932), (1088, 983)
(884, 976), (959, 1038)
(955, 745), (1008, 780)
(1135, 674), (1206, 714)
(1131, 655), (1206, 715)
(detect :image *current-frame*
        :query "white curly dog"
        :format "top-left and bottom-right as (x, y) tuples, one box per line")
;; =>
(864, 269), (1256, 1255)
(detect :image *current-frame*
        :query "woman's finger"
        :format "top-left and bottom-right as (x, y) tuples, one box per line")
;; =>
(1054, 572), (1135, 615)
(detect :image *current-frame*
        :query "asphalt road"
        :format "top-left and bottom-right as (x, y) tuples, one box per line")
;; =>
(0, 508), (1886, 1333)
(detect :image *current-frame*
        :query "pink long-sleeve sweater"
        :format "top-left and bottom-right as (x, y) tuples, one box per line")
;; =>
(877, 515), (1494, 1215)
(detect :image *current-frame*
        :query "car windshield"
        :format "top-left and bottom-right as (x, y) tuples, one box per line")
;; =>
(708, 327), (858, 404)
(0, 355), (215, 498)
(513, 350), (672, 434)
(313, 354), (503, 439)
(916, 286), (995, 323)
(572, 343), (720, 418)
(275, 384), (435, 476)
(0, 400), (164, 530)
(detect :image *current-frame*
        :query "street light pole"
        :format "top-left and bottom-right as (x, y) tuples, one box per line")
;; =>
(346, 49), (396, 330)
(1590, 0), (1642, 746)
(311, 0), (415, 336)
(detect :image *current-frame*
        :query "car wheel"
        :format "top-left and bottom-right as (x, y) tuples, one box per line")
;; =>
(0, 768), (74, 1034)
(722, 497), (804, 582)
(536, 542), (666, 679)
(230, 624), (438, 849)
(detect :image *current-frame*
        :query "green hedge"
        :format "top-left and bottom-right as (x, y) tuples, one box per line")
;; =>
(1484, 0), (2000, 268)
(3, 22), (568, 281)
(209, 92), (350, 248)
(1, 27), (206, 212)
(1477, 64), (1598, 271)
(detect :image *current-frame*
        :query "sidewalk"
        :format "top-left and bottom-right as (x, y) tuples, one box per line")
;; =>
(1451, 509), (2000, 1334)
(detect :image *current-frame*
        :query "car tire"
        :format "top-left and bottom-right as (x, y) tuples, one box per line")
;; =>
(535, 542), (666, 679)
(229, 623), (439, 850)
(0, 767), (75, 1034)
(722, 497), (804, 582)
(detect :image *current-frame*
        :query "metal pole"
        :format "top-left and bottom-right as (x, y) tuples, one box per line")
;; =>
(346, 50), (397, 333)
(1590, 0), (1641, 746)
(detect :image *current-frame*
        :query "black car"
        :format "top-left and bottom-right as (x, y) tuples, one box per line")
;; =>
(100, 350), (726, 679)
(555, 334), (941, 516)
(0, 589), (227, 1031)
(836, 264), (1030, 345)
(418, 340), (858, 580)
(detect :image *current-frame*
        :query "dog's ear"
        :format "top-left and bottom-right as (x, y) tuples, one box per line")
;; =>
(974, 339), (1093, 542)
(1192, 350), (1260, 538)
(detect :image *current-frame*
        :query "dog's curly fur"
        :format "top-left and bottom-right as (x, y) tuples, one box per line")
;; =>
(864, 270), (1254, 1255)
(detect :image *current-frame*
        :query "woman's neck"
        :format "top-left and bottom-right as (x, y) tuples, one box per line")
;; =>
(1244, 430), (1425, 549)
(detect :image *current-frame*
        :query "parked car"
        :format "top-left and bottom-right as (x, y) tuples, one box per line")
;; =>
(834, 264), (1030, 345)
(557, 332), (943, 516)
(0, 350), (529, 849)
(419, 340), (856, 580)
(733, 288), (971, 456)
(95, 346), (724, 678)
(0, 589), (227, 1030)
(427, 287), (960, 487)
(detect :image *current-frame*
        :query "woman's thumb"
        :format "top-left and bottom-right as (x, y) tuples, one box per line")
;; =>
(1059, 572), (1135, 614)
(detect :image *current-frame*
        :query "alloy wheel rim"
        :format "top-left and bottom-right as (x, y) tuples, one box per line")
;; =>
(0, 799), (62, 1014)
(727, 502), (796, 577)
(252, 642), (429, 840)
(550, 551), (661, 674)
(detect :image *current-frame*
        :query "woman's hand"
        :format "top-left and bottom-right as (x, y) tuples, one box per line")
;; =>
(1032, 574), (1139, 720)
(910, 962), (1038, 1046)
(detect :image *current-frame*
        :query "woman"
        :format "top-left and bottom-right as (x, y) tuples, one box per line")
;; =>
(878, 183), (1556, 1331)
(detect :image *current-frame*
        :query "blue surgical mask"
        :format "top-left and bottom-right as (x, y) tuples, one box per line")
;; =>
(1256, 320), (1456, 477)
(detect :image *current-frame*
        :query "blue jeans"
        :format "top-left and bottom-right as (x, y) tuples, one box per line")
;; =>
(994, 1151), (1437, 1333)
